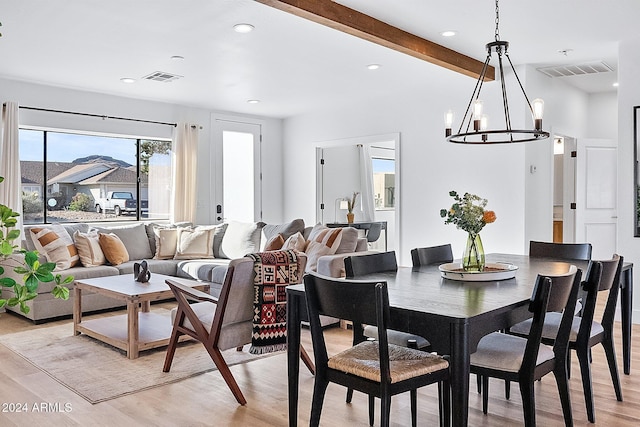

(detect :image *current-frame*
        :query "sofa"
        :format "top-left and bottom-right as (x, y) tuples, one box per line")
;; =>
(1, 219), (369, 323)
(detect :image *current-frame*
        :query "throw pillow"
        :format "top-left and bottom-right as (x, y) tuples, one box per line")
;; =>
(29, 224), (80, 271)
(218, 221), (265, 259)
(95, 223), (152, 260)
(308, 224), (358, 254)
(304, 227), (343, 272)
(263, 233), (285, 251)
(260, 218), (305, 250)
(98, 233), (130, 265)
(282, 232), (307, 252)
(173, 226), (216, 260)
(73, 229), (106, 267)
(153, 227), (180, 260)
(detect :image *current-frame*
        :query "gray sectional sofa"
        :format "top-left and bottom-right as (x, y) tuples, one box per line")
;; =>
(2, 218), (368, 323)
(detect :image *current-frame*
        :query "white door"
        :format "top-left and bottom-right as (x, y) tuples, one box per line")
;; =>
(212, 117), (262, 223)
(575, 138), (617, 259)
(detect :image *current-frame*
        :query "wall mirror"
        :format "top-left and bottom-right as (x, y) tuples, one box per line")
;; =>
(634, 106), (640, 236)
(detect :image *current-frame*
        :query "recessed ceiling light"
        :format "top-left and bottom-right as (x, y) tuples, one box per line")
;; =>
(441, 30), (457, 37)
(613, 82), (619, 87)
(120, 78), (136, 84)
(367, 64), (381, 70)
(170, 55), (184, 61)
(247, 99), (260, 104)
(234, 23), (254, 33)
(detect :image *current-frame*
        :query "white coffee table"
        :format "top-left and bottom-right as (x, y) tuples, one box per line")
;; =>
(73, 273), (209, 359)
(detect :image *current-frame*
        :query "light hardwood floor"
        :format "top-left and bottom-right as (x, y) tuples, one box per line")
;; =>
(0, 302), (638, 426)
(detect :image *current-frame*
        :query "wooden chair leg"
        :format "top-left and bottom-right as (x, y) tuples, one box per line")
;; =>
(368, 394), (375, 426)
(577, 347), (596, 423)
(300, 345), (315, 375)
(206, 346), (247, 405)
(482, 375), (489, 414)
(163, 313), (184, 372)
(346, 388), (354, 403)
(602, 337), (623, 401)
(410, 389), (417, 427)
(504, 379), (511, 399)
(519, 380), (536, 427)
(310, 379), (329, 427)
(476, 373), (482, 393)
(441, 379), (451, 427)
(380, 394), (391, 427)
(553, 364), (574, 427)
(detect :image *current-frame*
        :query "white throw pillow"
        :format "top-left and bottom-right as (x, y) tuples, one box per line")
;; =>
(73, 229), (106, 267)
(305, 227), (343, 272)
(29, 224), (80, 271)
(173, 226), (216, 260)
(282, 232), (307, 252)
(219, 221), (264, 259)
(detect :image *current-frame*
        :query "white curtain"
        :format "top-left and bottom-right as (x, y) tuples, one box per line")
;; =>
(0, 102), (22, 232)
(358, 144), (375, 221)
(171, 123), (199, 223)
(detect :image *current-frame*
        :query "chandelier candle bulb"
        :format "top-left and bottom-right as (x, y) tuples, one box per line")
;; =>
(532, 98), (545, 131)
(481, 115), (489, 142)
(473, 100), (483, 131)
(445, 110), (455, 137)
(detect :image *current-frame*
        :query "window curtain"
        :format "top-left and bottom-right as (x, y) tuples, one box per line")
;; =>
(0, 101), (22, 232)
(171, 123), (198, 223)
(358, 144), (375, 222)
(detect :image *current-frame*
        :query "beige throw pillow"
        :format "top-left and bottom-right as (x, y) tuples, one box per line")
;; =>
(282, 232), (307, 252)
(304, 227), (343, 272)
(98, 233), (130, 265)
(153, 227), (179, 260)
(29, 224), (80, 271)
(173, 226), (215, 260)
(73, 229), (106, 267)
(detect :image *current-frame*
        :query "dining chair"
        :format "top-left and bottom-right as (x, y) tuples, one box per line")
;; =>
(529, 240), (592, 261)
(470, 265), (581, 427)
(510, 255), (624, 423)
(303, 272), (450, 427)
(163, 254), (314, 405)
(410, 244), (454, 267)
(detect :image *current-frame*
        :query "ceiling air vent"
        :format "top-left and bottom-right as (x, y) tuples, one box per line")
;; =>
(142, 71), (183, 83)
(537, 61), (613, 78)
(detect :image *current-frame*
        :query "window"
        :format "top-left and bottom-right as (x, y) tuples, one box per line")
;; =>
(372, 157), (395, 210)
(19, 129), (171, 224)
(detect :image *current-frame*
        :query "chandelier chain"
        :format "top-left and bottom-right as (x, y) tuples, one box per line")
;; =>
(494, 0), (500, 41)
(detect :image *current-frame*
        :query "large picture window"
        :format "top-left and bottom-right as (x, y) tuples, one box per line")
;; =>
(19, 129), (171, 224)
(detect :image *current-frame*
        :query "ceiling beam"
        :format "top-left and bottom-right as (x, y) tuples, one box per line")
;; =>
(256, 0), (494, 81)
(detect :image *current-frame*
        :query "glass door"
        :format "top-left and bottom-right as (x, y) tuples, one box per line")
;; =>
(212, 117), (261, 223)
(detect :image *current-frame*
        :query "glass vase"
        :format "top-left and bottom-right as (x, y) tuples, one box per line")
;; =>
(463, 233), (485, 272)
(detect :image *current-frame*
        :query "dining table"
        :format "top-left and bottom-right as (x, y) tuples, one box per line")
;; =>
(286, 253), (633, 427)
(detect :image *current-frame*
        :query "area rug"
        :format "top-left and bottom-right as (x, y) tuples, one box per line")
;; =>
(1, 311), (275, 404)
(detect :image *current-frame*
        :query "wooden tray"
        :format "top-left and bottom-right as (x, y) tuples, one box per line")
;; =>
(438, 262), (518, 281)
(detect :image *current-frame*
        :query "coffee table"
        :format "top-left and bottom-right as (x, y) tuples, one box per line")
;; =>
(73, 273), (209, 359)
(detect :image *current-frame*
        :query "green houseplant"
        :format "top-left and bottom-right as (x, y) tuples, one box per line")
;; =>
(0, 177), (71, 314)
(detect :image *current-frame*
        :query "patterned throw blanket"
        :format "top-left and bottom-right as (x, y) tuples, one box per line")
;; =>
(248, 250), (300, 354)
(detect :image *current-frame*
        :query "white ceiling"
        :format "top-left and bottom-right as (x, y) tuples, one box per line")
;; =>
(0, 0), (637, 118)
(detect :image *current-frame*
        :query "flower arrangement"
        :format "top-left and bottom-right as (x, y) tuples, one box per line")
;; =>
(440, 191), (496, 235)
(346, 191), (359, 214)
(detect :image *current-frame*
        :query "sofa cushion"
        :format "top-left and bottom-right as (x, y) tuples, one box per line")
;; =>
(29, 224), (80, 271)
(219, 221), (264, 259)
(34, 264), (120, 294)
(176, 258), (231, 282)
(96, 223), (153, 260)
(73, 229), (106, 267)
(305, 226), (343, 272)
(98, 233), (130, 265)
(260, 218), (305, 250)
(114, 259), (179, 276)
(173, 226), (216, 260)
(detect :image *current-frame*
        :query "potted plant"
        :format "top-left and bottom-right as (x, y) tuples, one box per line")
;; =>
(346, 191), (359, 224)
(0, 177), (71, 315)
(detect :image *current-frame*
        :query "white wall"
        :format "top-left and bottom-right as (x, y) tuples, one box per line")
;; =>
(0, 77), (284, 225)
(617, 37), (640, 323)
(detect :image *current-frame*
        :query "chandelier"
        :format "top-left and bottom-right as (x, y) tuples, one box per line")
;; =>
(445, 0), (549, 144)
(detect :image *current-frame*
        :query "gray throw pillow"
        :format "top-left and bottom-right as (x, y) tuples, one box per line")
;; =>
(95, 223), (153, 260)
(260, 218), (305, 250)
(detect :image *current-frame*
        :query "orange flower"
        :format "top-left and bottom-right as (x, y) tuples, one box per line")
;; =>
(483, 210), (497, 224)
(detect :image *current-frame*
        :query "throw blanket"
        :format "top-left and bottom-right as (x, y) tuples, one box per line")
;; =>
(248, 250), (299, 354)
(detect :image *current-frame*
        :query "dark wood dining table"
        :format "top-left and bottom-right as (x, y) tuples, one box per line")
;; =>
(286, 253), (633, 427)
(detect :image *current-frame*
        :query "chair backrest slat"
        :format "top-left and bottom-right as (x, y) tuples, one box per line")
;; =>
(411, 244), (454, 267)
(344, 251), (397, 278)
(529, 240), (592, 261)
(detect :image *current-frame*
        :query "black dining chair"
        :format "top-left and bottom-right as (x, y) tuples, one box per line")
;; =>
(344, 251), (431, 350)
(410, 244), (454, 267)
(365, 222), (383, 244)
(510, 254), (624, 423)
(529, 240), (592, 261)
(470, 265), (581, 427)
(303, 272), (450, 427)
